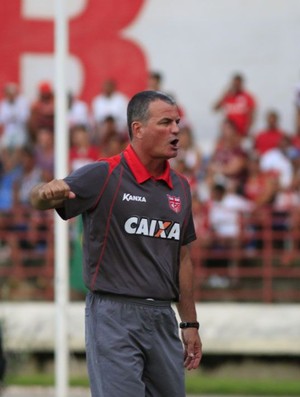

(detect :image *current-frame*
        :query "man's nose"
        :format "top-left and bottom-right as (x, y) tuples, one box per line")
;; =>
(172, 121), (180, 133)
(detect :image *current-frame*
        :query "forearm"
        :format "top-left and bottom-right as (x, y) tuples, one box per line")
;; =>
(177, 244), (202, 369)
(176, 245), (198, 322)
(213, 99), (223, 111)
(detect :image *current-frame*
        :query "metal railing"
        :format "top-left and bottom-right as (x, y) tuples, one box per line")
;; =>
(1, 206), (300, 302)
(191, 207), (300, 303)
(0, 207), (54, 300)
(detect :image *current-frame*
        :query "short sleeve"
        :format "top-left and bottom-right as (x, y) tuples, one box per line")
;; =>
(56, 161), (109, 220)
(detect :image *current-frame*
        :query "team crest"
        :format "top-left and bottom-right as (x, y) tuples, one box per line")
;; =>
(167, 194), (181, 213)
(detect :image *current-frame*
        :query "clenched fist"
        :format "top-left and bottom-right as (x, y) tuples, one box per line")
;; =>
(30, 179), (76, 210)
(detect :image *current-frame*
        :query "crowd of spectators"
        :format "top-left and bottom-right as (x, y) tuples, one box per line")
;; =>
(188, 74), (300, 244)
(0, 70), (300, 294)
(0, 78), (131, 212)
(180, 73), (300, 285)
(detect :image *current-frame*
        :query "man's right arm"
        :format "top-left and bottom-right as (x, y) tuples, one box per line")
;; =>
(30, 179), (76, 210)
(213, 85), (232, 112)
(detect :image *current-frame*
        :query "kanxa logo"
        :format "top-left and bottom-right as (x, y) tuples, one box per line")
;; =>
(124, 216), (180, 240)
(122, 193), (147, 202)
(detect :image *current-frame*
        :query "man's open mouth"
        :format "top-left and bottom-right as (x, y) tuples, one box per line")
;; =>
(170, 139), (179, 146)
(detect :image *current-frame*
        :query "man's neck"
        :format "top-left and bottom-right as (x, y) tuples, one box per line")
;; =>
(131, 145), (166, 178)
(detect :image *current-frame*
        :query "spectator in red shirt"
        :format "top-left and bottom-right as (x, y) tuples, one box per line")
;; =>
(213, 73), (256, 137)
(254, 110), (285, 156)
(27, 81), (55, 143)
(69, 124), (100, 171)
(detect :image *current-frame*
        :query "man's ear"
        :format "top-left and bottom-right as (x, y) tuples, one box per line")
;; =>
(131, 121), (143, 139)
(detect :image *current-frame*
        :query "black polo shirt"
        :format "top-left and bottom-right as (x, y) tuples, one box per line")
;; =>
(57, 145), (196, 301)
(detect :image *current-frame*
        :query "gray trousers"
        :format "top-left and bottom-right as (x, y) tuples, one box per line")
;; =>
(85, 292), (186, 397)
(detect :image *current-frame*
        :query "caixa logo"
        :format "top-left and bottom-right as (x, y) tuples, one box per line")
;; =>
(124, 216), (180, 240)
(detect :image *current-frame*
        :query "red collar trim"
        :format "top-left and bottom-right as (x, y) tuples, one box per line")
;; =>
(123, 145), (173, 189)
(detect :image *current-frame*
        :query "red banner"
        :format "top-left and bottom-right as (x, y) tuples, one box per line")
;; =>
(0, 0), (148, 101)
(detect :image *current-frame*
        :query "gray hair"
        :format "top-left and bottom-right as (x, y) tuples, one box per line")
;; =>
(127, 90), (176, 139)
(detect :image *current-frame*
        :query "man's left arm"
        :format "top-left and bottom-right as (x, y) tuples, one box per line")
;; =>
(176, 244), (203, 370)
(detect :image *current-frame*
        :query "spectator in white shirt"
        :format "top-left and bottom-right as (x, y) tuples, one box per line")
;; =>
(259, 135), (294, 189)
(91, 79), (128, 138)
(209, 182), (253, 239)
(0, 83), (29, 150)
(68, 92), (90, 129)
(205, 182), (254, 287)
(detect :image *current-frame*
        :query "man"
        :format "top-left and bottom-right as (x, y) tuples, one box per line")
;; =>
(254, 110), (285, 156)
(259, 134), (294, 190)
(27, 81), (55, 142)
(30, 91), (202, 397)
(0, 82), (29, 149)
(91, 79), (128, 136)
(213, 73), (256, 137)
(67, 92), (90, 130)
(148, 71), (163, 91)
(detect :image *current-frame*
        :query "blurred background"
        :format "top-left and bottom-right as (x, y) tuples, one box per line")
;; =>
(0, 0), (300, 395)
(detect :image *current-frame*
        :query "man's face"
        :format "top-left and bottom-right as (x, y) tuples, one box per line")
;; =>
(138, 100), (180, 159)
(148, 76), (160, 91)
(102, 80), (115, 96)
(5, 84), (18, 101)
(267, 112), (278, 129)
(232, 77), (243, 93)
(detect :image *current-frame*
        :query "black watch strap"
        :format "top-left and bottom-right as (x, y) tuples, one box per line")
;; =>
(179, 321), (200, 330)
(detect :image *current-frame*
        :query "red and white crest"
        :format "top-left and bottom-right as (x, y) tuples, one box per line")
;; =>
(167, 194), (181, 213)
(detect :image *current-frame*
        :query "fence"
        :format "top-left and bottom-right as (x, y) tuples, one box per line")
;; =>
(0, 206), (300, 302)
(191, 206), (300, 303)
(0, 207), (54, 300)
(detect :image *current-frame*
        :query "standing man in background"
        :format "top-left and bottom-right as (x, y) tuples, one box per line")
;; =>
(0, 82), (29, 150)
(213, 73), (257, 137)
(148, 71), (163, 91)
(91, 79), (128, 137)
(30, 90), (202, 397)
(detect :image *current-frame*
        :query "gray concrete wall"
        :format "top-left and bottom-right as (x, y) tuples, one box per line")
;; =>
(0, 303), (299, 355)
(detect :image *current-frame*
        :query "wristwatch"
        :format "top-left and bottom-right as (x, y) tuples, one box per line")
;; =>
(179, 321), (200, 330)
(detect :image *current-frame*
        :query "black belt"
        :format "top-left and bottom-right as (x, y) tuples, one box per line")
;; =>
(92, 291), (172, 307)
